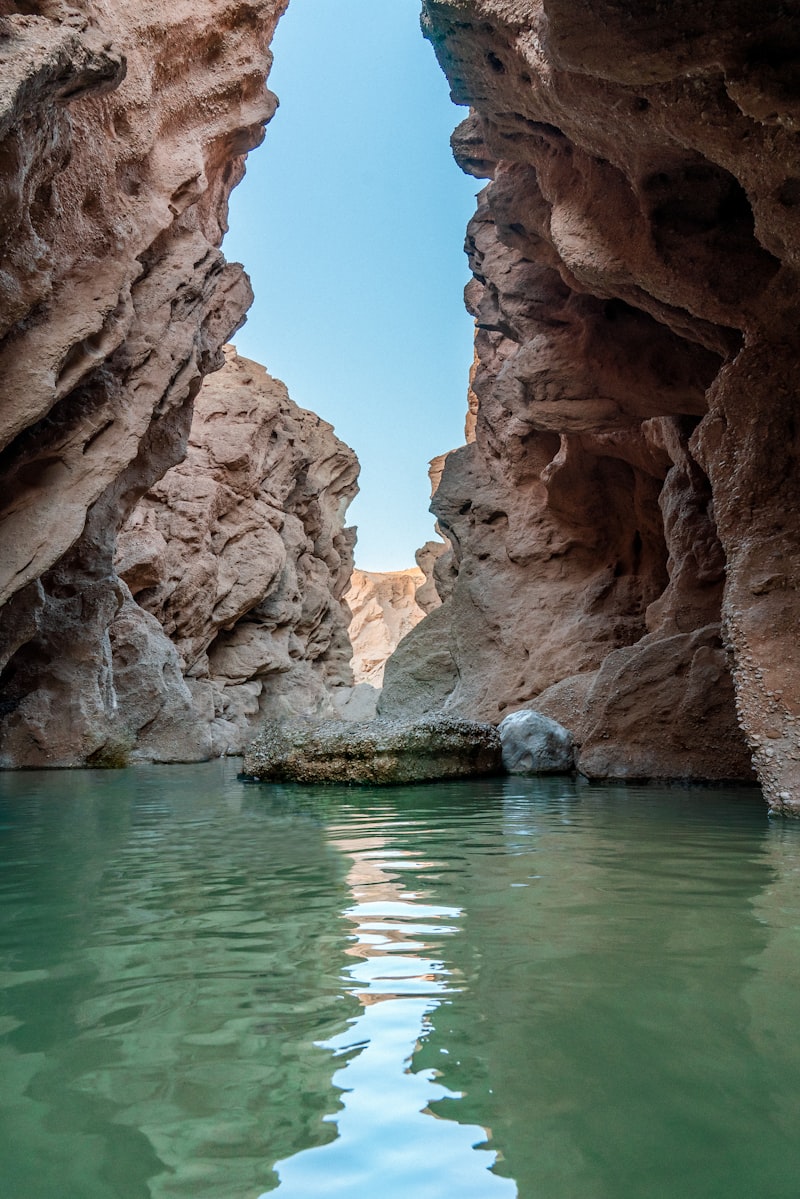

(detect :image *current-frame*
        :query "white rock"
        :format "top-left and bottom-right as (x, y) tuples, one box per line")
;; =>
(499, 709), (574, 775)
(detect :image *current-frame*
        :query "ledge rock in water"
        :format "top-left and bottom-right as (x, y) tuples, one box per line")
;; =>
(242, 715), (501, 785)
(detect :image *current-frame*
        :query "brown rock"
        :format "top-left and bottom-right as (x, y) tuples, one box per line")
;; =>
(569, 627), (751, 782)
(0, 0), (289, 765)
(385, 0), (800, 804)
(116, 347), (359, 757)
(108, 584), (211, 764)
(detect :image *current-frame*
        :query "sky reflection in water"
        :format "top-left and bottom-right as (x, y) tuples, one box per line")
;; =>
(3, 764), (800, 1198)
(266, 826), (515, 1197)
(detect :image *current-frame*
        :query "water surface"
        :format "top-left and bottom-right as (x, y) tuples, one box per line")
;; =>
(1, 764), (798, 1198)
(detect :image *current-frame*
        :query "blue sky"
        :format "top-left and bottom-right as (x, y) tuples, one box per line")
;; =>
(223, 0), (479, 571)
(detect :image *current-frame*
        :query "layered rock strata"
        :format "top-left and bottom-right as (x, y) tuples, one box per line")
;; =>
(0, 0), (287, 764)
(114, 347), (358, 759)
(385, 0), (800, 808)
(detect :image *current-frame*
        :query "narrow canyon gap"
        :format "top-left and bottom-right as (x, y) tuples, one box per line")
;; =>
(1, 1), (800, 811)
(221, 0), (478, 573)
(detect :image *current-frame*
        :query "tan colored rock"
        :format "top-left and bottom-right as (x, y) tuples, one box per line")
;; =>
(379, 602), (459, 720)
(414, 540), (448, 615)
(332, 682), (381, 723)
(386, 0), (800, 804)
(108, 583), (211, 764)
(0, 0), (287, 764)
(115, 347), (359, 757)
(345, 567), (427, 687)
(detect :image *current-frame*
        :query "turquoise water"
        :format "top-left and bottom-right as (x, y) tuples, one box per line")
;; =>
(1, 763), (799, 1198)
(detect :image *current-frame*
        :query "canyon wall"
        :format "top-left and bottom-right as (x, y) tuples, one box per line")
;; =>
(3, 0), (800, 808)
(383, 0), (800, 810)
(115, 347), (358, 760)
(0, 0), (352, 762)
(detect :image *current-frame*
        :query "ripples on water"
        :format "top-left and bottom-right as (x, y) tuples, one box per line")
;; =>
(1, 763), (799, 1198)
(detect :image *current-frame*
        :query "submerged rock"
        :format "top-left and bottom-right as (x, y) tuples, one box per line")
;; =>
(242, 714), (501, 786)
(499, 710), (575, 776)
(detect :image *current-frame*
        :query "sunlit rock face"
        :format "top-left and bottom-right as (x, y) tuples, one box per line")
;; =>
(385, 0), (800, 806)
(0, 0), (287, 764)
(115, 348), (359, 759)
(345, 567), (427, 688)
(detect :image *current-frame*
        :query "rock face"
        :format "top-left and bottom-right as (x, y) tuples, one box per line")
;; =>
(4, 0), (800, 813)
(383, 0), (800, 808)
(0, 0), (288, 765)
(114, 347), (359, 759)
(345, 567), (427, 688)
(413, 541), (448, 615)
(242, 714), (502, 786)
(337, 565), (435, 724)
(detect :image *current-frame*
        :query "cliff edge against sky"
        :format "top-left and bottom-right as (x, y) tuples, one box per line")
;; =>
(382, 0), (800, 812)
(0, 1), (360, 763)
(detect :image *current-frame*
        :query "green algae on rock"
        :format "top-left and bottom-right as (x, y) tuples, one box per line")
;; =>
(241, 714), (502, 785)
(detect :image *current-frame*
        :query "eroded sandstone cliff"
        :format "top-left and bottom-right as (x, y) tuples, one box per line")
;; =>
(384, 0), (800, 810)
(115, 347), (358, 759)
(4, 0), (800, 808)
(0, 0), (288, 764)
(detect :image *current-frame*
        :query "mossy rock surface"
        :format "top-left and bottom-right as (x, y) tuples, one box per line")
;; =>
(242, 714), (502, 785)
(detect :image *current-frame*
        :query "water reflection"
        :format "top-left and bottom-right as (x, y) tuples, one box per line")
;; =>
(414, 779), (800, 1199)
(267, 824), (514, 1197)
(2, 766), (800, 1199)
(0, 765), (359, 1199)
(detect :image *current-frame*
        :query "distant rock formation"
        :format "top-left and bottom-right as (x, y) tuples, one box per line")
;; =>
(383, 0), (800, 809)
(345, 567), (427, 688)
(114, 347), (359, 759)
